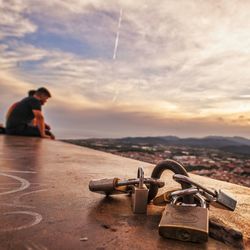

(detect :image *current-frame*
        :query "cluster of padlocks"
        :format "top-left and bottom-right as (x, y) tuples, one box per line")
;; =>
(89, 159), (237, 243)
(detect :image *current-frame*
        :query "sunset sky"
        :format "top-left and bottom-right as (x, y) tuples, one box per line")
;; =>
(0, 0), (250, 139)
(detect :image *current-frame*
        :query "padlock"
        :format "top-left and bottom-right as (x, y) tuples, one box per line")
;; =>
(131, 167), (149, 214)
(213, 189), (237, 211)
(158, 193), (209, 243)
(153, 189), (179, 206)
(89, 178), (128, 195)
(173, 174), (237, 211)
(153, 187), (198, 206)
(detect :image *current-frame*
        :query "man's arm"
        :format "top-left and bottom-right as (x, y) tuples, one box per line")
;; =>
(6, 103), (17, 120)
(32, 110), (51, 139)
(32, 119), (50, 130)
(45, 123), (51, 130)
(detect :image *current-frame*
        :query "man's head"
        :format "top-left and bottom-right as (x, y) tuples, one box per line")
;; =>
(34, 87), (52, 105)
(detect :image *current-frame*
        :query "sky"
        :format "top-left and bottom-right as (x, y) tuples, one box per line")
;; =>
(0, 0), (250, 139)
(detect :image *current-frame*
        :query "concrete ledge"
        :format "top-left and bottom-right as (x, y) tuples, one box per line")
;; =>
(0, 135), (249, 249)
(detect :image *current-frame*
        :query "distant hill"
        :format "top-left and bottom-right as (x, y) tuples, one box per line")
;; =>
(116, 135), (250, 146)
(82, 135), (250, 156)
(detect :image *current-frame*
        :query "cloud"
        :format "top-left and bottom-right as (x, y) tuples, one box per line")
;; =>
(0, 71), (33, 122)
(0, 0), (37, 39)
(0, 42), (48, 70)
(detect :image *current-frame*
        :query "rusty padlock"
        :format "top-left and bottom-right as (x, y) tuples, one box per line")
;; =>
(159, 192), (209, 243)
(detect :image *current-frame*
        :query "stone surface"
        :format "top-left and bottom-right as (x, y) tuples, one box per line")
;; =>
(0, 135), (249, 249)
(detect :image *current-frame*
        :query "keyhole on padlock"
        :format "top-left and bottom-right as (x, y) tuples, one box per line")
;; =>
(180, 230), (191, 241)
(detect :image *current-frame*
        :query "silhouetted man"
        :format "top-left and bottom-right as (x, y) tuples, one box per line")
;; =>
(6, 87), (55, 139)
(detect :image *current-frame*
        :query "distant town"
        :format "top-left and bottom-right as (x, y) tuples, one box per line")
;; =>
(64, 136), (250, 188)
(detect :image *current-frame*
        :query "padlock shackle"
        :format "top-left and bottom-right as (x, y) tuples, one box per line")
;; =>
(172, 193), (207, 208)
(173, 174), (216, 197)
(148, 159), (191, 202)
(137, 167), (144, 179)
(171, 187), (198, 198)
(137, 167), (144, 189)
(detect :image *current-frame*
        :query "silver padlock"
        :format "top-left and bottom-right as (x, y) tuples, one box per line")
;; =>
(159, 192), (209, 243)
(131, 167), (149, 214)
(173, 174), (237, 211)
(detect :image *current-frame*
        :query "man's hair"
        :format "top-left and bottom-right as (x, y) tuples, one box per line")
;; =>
(35, 87), (51, 98)
(28, 90), (36, 97)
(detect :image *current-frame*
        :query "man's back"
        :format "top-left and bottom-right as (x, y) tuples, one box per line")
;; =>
(6, 96), (41, 130)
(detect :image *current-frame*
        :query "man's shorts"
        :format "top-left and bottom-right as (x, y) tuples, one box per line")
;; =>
(6, 125), (51, 137)
(0, 126), (5, 134)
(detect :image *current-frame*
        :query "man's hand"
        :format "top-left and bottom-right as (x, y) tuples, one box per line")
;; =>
(42, 133), (55, 140)
(41, 134), (52, 139)
(50, 133), (55, 140)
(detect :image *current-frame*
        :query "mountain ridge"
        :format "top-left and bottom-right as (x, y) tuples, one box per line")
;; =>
(77, 135), (250, 156)
(116, 135), (250, 146)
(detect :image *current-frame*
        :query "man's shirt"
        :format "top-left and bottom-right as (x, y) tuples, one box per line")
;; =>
(6, 97), (41, 129)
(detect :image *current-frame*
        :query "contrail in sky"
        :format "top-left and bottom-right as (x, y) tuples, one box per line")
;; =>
(113, 8), (123, 60)
(112, 8), (123, 103)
